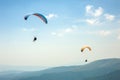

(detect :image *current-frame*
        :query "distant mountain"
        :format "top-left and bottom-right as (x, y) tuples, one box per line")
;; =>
(0, 71), (22, 80)
(0, 65), (46, 71)
(0, 58), (120, 80)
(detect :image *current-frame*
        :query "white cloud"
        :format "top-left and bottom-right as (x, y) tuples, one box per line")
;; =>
(51, 32), (63, 37)
(94, 7), (103, 17)
(86, 18), (100, 25)
(85, 5), (103, 25)
(99, 30), (111, 36)
(46, 13), (58, 19)
(104, 14), (115, 21)
(65, 28), (74, 33)
(51, 25), (77, 37)
(86, 5), (93, 14)
(86, 5), (103, 17)
(86, 30), (111, 36)
(85, 5), (115, 25)
(22, 28), (37, 32)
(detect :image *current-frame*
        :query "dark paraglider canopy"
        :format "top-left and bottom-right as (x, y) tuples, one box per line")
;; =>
(33, 37), (37, 42)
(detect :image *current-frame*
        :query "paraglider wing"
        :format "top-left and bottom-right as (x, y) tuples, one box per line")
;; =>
(24, 13), (48, 24)
(24, 15), (30, 20)
(81, 46), (91, 52)
(33, 13), (48, 24)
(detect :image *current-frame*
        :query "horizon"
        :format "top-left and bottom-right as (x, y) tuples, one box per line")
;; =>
(0, 58), (119, 72)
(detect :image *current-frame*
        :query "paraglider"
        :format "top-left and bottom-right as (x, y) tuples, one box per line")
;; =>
(81, 45), (92, 52)
(33, 37), (37, 42)
(24, 13), (48, 42)
(24, 13), (48, 24)
(81, 45), (92, 62)
(85, 59), (88, 62)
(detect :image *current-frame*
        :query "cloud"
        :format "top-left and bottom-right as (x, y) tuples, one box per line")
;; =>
(94, 7), (103, 17)
(86, 5), (103, 17)
(51, 25), (77, 37)
(86, 5), (92, 12)
(87, 30), (112, 37)
(65, 28), (74, 33)
(22, 28), (37, 32)
(51, 32), (63, 37)
(104, 14), (115, 21)
(85, 5), (115, 25)
(46, 13), (58, 19)
(86, 18), (100, 25)
(99, 30), (111, 36)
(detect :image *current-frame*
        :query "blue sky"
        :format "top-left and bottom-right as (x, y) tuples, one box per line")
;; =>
(0, 0), (120, 67)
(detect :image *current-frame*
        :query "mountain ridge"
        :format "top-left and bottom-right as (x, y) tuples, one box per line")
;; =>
(0, 58), (120, 80)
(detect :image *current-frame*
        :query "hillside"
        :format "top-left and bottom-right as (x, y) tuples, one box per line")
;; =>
(0, 58), (120, 80)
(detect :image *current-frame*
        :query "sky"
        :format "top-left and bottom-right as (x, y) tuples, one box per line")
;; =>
(0, 0), (120, 68)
